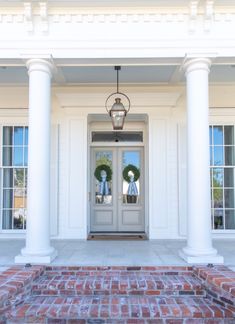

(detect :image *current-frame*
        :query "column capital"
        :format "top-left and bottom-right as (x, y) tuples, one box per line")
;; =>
(26, 58), (54, 78)
(183, 57), (211, 76)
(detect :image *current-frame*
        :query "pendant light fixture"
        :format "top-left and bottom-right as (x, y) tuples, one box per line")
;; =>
(105, 66), (130, 130)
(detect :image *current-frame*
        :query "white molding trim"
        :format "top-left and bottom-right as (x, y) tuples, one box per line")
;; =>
(56, 92), (182, 108)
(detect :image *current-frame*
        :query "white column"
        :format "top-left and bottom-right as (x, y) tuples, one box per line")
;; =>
(179, 57), (223, 264)
(15, 59), (57, 264)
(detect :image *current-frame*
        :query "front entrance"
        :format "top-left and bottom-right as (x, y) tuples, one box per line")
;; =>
(91, 147), (144, 232)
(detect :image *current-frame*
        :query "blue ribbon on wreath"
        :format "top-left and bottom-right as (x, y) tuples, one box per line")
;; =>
(127, 174), (138, 196)
(99, 170), (109, 195)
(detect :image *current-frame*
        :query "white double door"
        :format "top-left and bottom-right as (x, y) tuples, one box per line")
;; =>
(91, 147), (144, 232)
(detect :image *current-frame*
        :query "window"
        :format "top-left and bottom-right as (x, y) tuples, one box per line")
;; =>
(92, 131), (143, 142)
(210, 125), (235, 230)
(1, 126), (28, 230)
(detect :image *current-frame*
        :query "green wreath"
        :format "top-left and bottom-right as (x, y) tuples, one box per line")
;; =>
(123, 164), (140, 183)
(94, 164), (112, 182)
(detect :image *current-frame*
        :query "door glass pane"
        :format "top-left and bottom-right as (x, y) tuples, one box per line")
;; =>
(94, 151), (112, 204)
(122, 151), (140, 204)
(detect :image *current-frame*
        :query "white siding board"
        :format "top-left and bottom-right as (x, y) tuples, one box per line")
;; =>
(149, 118), (168, 235)
(178, 123), (187, 237)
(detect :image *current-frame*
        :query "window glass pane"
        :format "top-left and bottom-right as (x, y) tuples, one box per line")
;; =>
(24, 210), (27, 228)
(213, 146), (224, 166)
(213, 189), (223, 208)
(224, 168), (234, 187)
(3, 127), (12, 145)
(13, 209), (24, 229)
(92, 131), (143, 142)
(224, 126), (234, 145)
(224, 189), (234, 208)
(212, 168), (223, 188)
(3, 147), (12, 166)
(95, 151), (112, 205)
(2, 210), (12, 229)
(214, 209), (224, 229)
(3, 189), (13, 208)
(14, 189), (24, 208)
(3, 169), (13, 188)
(25, 169), (28, 188)
(14, 169), (24, 188)
(13, 147), (23, 166)
(24, 127), (28, 145)
(225, 210), (235, 229)
(14, 127), (23, 145)
(213, 126), (223, 145)
(225, 146), (235, 166)
(210, 146), (213, 165)
(24, 147), (28, 166)
(209, 126), (212, 145)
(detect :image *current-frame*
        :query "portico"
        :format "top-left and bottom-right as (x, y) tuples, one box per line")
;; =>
(0, 0), (234, 265)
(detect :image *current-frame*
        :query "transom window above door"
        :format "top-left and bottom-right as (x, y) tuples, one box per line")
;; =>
(92, 131), (143, 143)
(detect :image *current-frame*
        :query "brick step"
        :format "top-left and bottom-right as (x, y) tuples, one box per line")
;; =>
(6, 295), (234, 322)
(32, 269), (205, 297)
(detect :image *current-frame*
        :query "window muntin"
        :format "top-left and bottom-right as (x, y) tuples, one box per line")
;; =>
(210, 125), (235, 230)
(1, 126), (28, 230)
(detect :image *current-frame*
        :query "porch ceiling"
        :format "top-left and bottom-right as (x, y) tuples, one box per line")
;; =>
(0, 64), (235, 85)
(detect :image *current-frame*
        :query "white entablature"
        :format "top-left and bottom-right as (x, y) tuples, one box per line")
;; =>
(0, 1), (234, 61)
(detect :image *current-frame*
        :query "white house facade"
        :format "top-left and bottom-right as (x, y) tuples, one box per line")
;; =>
(0, 0), (235, 264)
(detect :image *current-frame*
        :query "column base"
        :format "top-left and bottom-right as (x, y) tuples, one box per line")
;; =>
(179, 249), (224, 264)
(15, 248), (57, 264)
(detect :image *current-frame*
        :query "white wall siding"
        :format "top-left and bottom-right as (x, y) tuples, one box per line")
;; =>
(63, 117), (88, 239)
(149, 117), (168, 238)
(177, 123), (187, 237)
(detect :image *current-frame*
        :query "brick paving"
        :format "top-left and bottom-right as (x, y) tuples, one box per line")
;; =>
(0, 265), (234, 323)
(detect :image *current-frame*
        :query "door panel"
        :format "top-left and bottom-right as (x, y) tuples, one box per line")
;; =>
(91, 147), (144, 232)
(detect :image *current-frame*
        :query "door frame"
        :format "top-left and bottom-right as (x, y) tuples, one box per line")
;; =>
(87, 120), (149, 237)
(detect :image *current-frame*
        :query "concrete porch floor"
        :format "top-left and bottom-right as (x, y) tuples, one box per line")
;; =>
(0, 239), (235, 269)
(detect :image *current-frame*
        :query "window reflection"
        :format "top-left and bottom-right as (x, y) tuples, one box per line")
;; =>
(213, 126), (223, 145)
(122, 151), (140, 204)
(95, 152), (112, 205)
